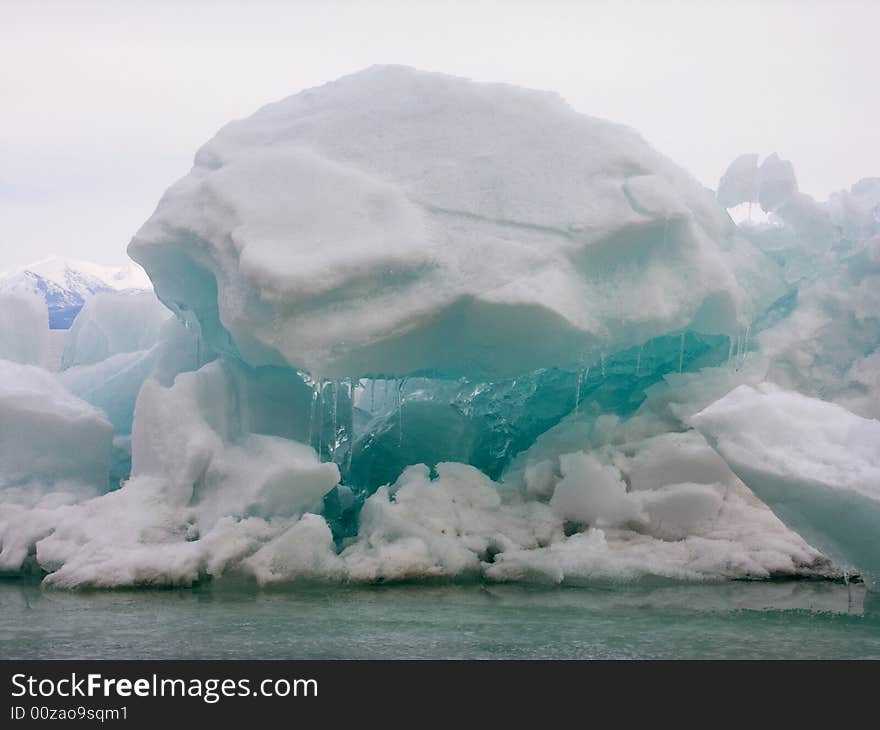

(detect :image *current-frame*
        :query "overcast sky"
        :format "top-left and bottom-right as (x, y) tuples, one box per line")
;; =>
(2, 0), (878, 270)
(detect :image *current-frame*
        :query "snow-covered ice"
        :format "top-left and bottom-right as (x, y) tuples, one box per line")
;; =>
(62, 289), (171, 368)
(692, 383), (880, 586)
(0, 359), (113, 572)
(130, 65), (782, 379)
(0, 359), (112, 491)
(0, 290), (49, 366)
(1, 67), (878, 589)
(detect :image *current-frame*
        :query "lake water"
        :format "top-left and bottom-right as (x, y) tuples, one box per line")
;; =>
(2, 577), (878, 659)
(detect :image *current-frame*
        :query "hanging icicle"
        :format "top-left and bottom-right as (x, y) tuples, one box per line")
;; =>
(331, 380), (339, 461)
(741, 324), (751, 367)
(344, 378), (356, 476)
(307, 384), (319, 450)
(317, 380), (325, 458)
(397, 378), (406, 446)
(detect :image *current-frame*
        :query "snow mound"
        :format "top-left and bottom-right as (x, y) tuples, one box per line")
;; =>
(130, 65), (780, 379)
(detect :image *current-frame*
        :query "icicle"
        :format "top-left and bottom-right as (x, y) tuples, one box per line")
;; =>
(331, 380), (339, 461)
(369, 379), (376, 412)
(574, 369), (583, 413)
(678, 332), (685, 373)
(397, 378), (406, 446)
(741, 324), (751, 366)
(727, 336), (734, 368)
(307, 384), (319, 449)
(635, 345), (643, 376)
(344, 379), (355, 476)
(317, 380), (325, 458)
(600, 353), (606, 378)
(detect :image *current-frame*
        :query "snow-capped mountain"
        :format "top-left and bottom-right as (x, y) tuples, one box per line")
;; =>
(0, 256), (152, 329)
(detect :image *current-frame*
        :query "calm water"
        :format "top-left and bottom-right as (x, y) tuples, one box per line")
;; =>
(1, 577), (879, 659)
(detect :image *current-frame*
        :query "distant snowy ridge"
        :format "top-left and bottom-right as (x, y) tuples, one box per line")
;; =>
(0, 256), (151, 329)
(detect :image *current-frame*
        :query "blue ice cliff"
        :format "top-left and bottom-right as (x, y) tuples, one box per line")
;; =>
(0, 66), (878, 588)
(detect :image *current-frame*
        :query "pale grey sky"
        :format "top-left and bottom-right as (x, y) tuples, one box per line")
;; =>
(2, 0), (878, 270)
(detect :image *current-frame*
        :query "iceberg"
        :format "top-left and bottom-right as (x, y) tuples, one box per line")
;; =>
(1, 67), (876, 589)
(716, 152), (798, 215)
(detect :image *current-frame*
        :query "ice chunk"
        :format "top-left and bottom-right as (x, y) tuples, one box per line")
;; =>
(0, 359), (112, 490)
(549, 452), (644, 527)
(340, 425), (830, 584)
(756, 153), (798, 212)
(62, 289), (171, 368)
(130, 65), (782, 379)
(243, 513), (344, 584)
(12, 359), (339, 587)
(722, 155), (879, 282)
(754, 236), (880, 419)
(0, 290), (49, 366)
(58, 314), (216, 488)
(129, 361), (337, 524)
(59, 349), (159, 488)
(716, 153), (798, 219)
(717, 153), (759, 209)
(60, 349), (158, 434)
(0, 359), (112, 572)
(341, 462), (563, 582)
(692, 383), (880, 584)
(639, 484), (724, 541)
(828, 178), (880, 245)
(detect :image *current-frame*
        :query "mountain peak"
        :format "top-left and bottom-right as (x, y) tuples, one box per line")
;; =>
(0, 256), (151, 329)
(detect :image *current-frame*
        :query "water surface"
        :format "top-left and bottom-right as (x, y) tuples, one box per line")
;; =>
(1, 578), (877, 659)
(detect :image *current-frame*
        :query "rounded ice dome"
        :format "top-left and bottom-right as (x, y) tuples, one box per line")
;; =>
(129, 65), (781, 379)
